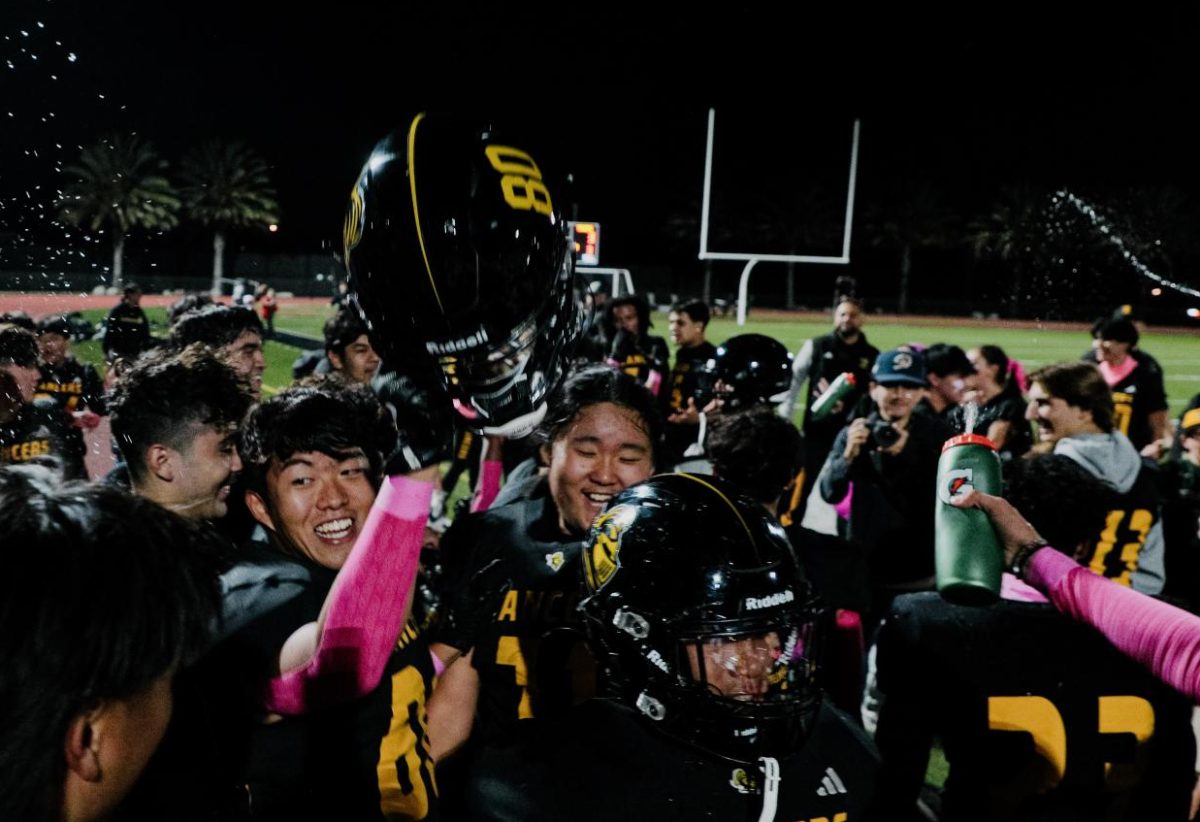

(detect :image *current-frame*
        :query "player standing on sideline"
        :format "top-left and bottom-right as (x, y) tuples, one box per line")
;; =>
(102, 283), (152, 366)
(779, 289), (879, 510)
(607, 294), (670, 396)
(0, 325), (72, 475)
(34, 314), (106, 479)
(1087, 317), (1168, 453)
(662, 298), (716, 464)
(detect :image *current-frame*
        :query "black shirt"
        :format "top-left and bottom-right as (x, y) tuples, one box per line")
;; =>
(1106, 353), (1168, 451)
(947, 389), (1033, 462)
(433, 480), (590, 746)
(466, 698), (879, 822)
(0, 398), (75, 477)
(35, 357), (106, 479)
(875, 591), (1195, 821)
(663, 340), (717, 463)
(103, 300), (152, 360)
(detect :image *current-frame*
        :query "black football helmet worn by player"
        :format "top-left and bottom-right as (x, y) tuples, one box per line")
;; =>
(580, 473), (823, 763)
(343, 113), (582, 438)
(697, 334), (792, 411)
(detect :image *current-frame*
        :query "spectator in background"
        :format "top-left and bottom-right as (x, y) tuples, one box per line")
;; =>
(0, 325), (72, 476)
(780, 294), (879, 511)
(102, 284), (152, 366)
(166, 293), (215, 326)
(915, 343), (972, 421)
(323, 307), (381, 386)
(950, 345), (1032, 461)
(818, 348), (954, 631)
(606, 294), (669, 397)
(35, 314), (106, 479)
(171, 303), (267, 400)
(1087, 317), (1168, 454)
(256, 284), (278, 339)
(663, 298), (716, 464)
(0, 465), (218, 822)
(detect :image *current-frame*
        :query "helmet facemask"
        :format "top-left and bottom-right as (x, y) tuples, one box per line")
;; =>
(586, 592), (825, 763)
(436, 256), (584, 438)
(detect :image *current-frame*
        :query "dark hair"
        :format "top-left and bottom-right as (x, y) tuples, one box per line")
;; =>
(1004, 454), (1116, 556)
(924, 343), (972, 378)
(123, 283), (142, 296)
(669, 299), (710, 328)
(323, 308), (370, 357)
(239, 377), (397, 498)
(609, 294), (653, 335)
(1029, 362), (1114, 433)
(707, 406), (803, 507)
(35, 314), (72, 338)
(975, 344), (1019, 396)
(1095, 317), (1139, 347)
(535, 365), (664, 468)
(0, 325), (39, 367)
(167, 292), (216, 326)
(0, 371), (20, 421)
(0, 465), (218, 821)
(0, 311), (35, 332)
(171, 304), (263, 350)
(109, 345), (253, 483)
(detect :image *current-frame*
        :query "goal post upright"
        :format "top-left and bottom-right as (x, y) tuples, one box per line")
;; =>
(698, 109), (861, 325)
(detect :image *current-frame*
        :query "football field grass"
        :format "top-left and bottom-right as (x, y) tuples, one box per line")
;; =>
(73, 303), (1200, 413)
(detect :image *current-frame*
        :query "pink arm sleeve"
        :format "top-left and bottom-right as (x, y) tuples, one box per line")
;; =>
(1028, 547), (1200, 701)
(265, 474), (433, 714)
(470, 459), (503, 513)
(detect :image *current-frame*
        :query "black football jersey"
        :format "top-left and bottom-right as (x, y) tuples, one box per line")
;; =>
(433, 482), (591, 745)
(1106, 354), (1168, 451)
(875, 592), (1195, 821)
(465, 698), (879, 822)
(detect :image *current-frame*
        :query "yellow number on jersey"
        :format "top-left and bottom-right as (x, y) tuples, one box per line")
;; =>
(497, 635), (535, 719)
(988, 694), (1155, 795)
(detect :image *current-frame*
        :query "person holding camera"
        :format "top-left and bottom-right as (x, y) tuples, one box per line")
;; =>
(818, 348), (954, 634)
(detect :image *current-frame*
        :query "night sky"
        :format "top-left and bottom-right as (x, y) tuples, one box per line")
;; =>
(2, 2), (1197, 304)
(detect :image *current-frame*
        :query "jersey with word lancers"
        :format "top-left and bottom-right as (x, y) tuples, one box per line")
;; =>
(874, 591), (1194, 821)
(465, 697), (879, 822)
(35, 357), (106, 479)
(432, 479), (592, 746)
(0, 398), (74, 475)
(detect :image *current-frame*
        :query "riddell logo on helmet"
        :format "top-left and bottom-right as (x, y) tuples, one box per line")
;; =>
(744, 590), (795, 611)
(426, 328), (490, 355)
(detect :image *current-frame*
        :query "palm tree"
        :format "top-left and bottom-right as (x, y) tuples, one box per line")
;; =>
(57, 133), (180, 290)
(967, 185), (1052, 317)
(179, 140), (280, 296)
(865, 180), (956, 315)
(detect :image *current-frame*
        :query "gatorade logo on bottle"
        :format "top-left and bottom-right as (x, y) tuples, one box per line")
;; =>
(938, 468), (974, 504)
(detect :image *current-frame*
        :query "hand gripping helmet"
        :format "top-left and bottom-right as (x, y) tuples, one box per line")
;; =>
(580, 473), (824, 763)
(343, 113), (582, 438)
(696, 334), (793, 411)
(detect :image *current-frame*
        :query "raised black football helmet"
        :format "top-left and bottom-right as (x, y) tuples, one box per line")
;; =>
(580, 473), (823, 763)
(343, 113), (582, 437)
(696, 334), (793, 411)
